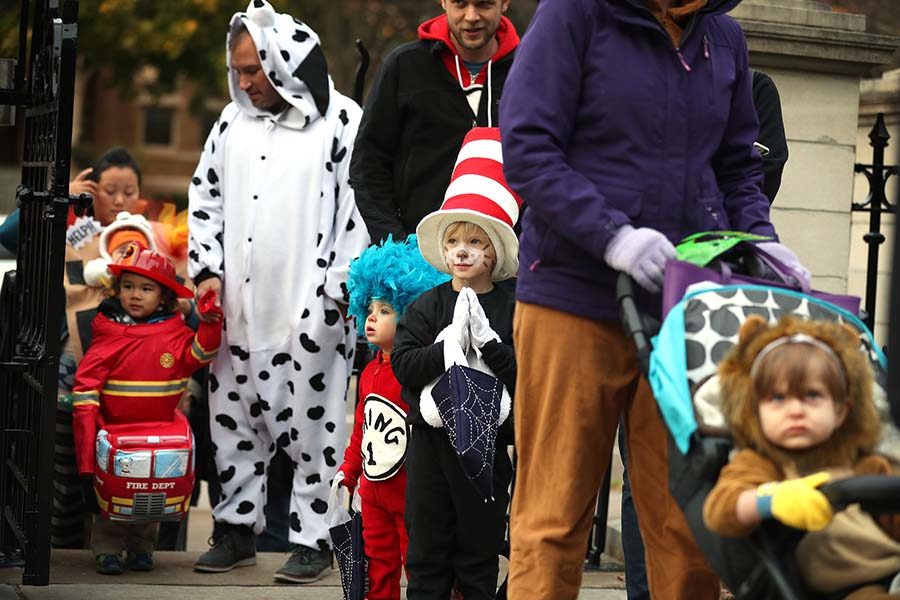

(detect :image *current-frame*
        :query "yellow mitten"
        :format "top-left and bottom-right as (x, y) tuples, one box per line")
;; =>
(756, 472), (833, 531)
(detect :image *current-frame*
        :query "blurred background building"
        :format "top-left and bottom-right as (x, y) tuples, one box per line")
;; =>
(0, 0), (537, 208)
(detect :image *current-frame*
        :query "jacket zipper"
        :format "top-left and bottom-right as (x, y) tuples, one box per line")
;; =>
(676, 49), (692, 72)
(674, 17), (702, 72)
(633, 2), (702, 72)
(704, 35), (713, 104)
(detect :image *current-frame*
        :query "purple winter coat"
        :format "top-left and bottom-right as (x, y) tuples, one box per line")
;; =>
(500, 0), (776, 321)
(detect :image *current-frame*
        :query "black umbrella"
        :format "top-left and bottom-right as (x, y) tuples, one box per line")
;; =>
(431, 363), (505, 501)
(329, 497), (366, 600)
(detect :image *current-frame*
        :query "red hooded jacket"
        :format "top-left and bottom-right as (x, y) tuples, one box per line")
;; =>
(349, 13), (519, 244)
(418, 14), (519, 88)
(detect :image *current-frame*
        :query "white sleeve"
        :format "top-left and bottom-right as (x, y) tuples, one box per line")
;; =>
(323, 101), (371, 303)
(187, 104), (238, 281)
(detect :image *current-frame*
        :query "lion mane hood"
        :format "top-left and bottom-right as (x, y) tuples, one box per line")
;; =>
(718, 315), (881, 475)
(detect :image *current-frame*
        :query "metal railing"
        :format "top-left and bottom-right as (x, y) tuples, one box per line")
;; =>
(0, 0), (80, 585)
(852, 112), (897, 331)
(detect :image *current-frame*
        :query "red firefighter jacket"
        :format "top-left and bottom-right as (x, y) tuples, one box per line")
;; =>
(72, 309), (221, 474)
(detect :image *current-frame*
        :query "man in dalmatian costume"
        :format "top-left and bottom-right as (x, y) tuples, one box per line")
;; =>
(188, 0), (369, 582)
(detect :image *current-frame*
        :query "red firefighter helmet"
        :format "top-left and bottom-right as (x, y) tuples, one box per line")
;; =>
(109, 242), (193, 298)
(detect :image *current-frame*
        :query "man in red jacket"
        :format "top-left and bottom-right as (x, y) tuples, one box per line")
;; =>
(350, 0), (519, 245)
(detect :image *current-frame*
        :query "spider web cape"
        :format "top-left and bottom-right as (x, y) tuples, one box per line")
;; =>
(431, 360), (504, 501)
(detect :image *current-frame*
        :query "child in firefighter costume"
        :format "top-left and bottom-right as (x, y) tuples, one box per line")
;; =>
(337, 235), (449, 600)
(704, 316), (900, 598)
(187, 0), (369, 581)
(55, 149), (152, 550)
(72, 244), (223, 574)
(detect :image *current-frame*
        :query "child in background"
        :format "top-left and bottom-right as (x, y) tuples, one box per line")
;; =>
(337, 234), (449, 600)
(72, 243), (222, 574)
(83, 211), (157, 289)
(391, 127), (521, 599)
(704, 316), (900, 598)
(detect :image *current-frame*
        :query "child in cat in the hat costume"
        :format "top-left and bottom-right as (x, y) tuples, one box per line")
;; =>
(391, 127), (520, 600)
(71, 243), (222, 575)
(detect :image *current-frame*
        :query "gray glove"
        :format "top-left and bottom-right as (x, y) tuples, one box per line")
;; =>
(604, 225), (675, 293)
(756, 241), (811, 289)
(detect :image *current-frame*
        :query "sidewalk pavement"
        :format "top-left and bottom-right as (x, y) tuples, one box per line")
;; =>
(0, 456), (630, 599)
(0, 549), (627, 599)
(0, 382), (631, 599)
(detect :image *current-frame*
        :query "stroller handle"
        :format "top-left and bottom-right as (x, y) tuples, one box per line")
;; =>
(820, 475), (900, 514)
(616, 273), (654, 375)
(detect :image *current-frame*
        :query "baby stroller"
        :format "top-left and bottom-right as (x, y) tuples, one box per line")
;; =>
(617, 235), (900, 599)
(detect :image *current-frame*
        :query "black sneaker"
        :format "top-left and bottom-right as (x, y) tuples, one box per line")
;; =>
(193, 524), (256, 573)
(96, 553), (123, 575)
(273, 544), (332, 583)
(126, 551), (154, 571)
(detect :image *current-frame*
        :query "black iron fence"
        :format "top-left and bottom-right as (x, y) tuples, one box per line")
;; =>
(852, 112), (897, 331)
(0, 0), (80, 585)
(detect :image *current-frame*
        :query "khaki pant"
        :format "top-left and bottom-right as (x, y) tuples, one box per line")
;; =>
(91, 516), (158, 557)
(508, 302), (720, 600)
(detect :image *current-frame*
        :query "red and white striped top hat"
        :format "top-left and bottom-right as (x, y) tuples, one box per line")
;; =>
(416, 127), (521, 281)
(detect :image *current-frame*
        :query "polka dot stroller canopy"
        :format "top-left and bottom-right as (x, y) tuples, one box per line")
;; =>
(648, 282), (900, 462)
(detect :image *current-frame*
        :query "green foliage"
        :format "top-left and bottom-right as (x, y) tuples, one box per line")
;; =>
(77, 0), (247, 99)
(1, 1), (325, 107)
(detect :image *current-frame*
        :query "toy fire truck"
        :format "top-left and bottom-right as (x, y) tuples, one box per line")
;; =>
(93, 410), (194, 522)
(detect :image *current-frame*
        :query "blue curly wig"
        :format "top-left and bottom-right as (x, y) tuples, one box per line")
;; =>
(347, 234), (450, 340)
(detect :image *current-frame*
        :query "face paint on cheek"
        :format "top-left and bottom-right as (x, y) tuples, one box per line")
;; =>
(445, 244), (485, 266)
(466, 248), (485, 267)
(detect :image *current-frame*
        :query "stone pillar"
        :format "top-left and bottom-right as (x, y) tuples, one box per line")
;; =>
(730, 0), (898, 330)
(850, 70), (900, 342)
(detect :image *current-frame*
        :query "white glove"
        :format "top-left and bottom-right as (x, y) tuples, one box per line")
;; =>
(83, 257), (113, 289)
(466, 289), (501, 349)
(452, 287), (471, 352)
(756, 241), (811, 289)
(603, 226), (675, 293)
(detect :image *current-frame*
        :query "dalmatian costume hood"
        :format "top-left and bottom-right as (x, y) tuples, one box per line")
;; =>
(188, 0), (369, 549)
(226, 0), (333, 129)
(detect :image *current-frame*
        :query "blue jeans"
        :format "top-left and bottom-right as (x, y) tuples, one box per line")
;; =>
(257, 449), (292, 552)
(620, 423), (649, 600)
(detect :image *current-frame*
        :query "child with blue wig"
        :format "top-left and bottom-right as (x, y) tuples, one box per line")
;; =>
(337, 234), (449, 600)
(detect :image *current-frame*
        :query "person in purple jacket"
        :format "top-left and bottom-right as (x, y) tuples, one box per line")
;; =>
(498, 0), (809, 598)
